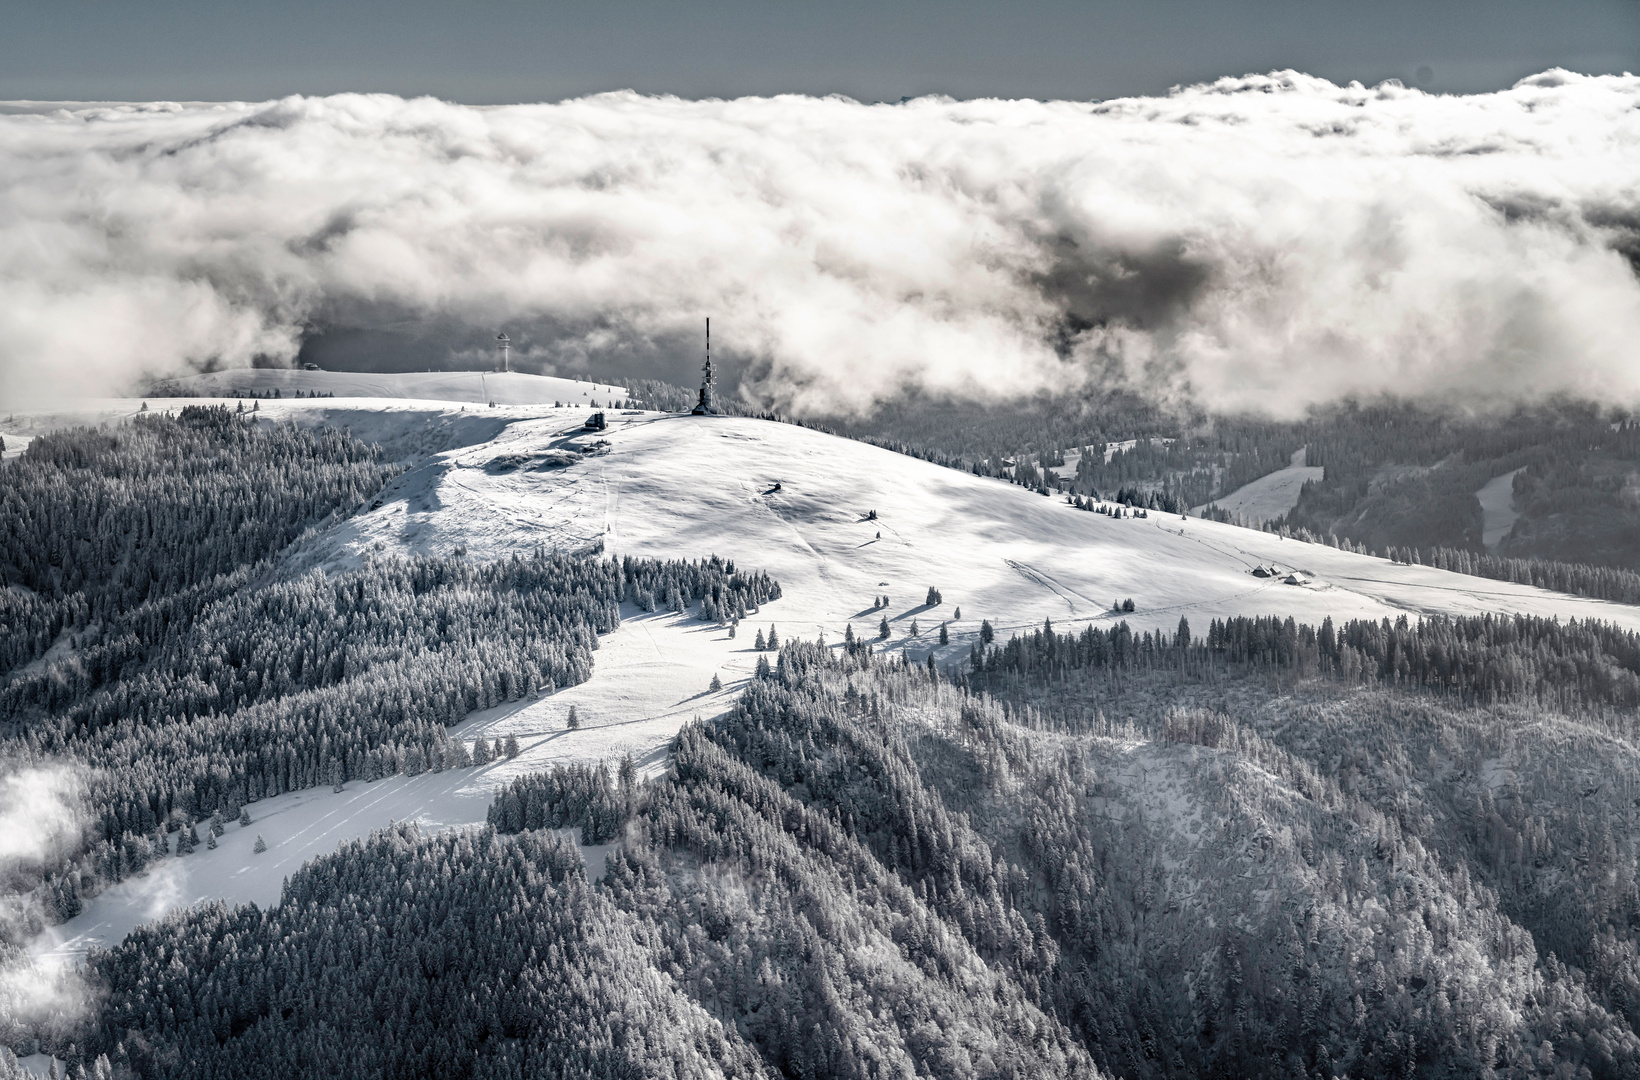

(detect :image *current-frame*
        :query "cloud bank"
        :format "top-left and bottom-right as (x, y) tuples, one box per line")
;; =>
(1, 71), (1638, 417)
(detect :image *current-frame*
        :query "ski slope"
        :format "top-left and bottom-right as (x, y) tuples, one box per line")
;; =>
(1479, 467), (1527, 549)
(24, 387), (1640, 965)
(1193, 446), (1324, 523)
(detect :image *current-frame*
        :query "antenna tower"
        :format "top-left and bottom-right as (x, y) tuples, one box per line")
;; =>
(496, 333), (510, 373)
(691, 317), (716, 415)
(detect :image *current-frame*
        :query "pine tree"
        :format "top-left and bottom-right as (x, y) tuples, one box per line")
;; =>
(504, 734), (520, 758)
(939, 622), (949, 645)
(980, 619), (994, 644)
(473, 737), (491, 765)
(177, 822), (198, 855)
(209, 809), (224, 837)
(239, 806), (252, 828)
(755, 628), (766, 650)
(953, 606), (961, 619)
(253, 834), (267, 854)
(709, 672), (722, 691)
(925, 586), (942, 606)
(767, 626), (779, 650)
(878, 616), (890, 639)
(567, 706), (580, 730)
(909, 619), (920, 636)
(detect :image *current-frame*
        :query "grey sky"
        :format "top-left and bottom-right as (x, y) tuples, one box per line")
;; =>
(3, 0), (1636, 104)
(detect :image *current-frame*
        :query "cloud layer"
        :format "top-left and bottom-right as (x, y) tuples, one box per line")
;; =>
(2, 71), (1638, 416)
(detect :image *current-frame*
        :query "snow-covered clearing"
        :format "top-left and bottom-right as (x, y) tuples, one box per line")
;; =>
(0, 433), (30, 460)
(17, 378), (1640, 964)
(160, 368), (627, 406)
(1478, 467), (1527, 549)
(1193, 446), (1324, 523)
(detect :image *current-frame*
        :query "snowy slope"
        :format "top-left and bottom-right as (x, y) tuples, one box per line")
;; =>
(1193, 446), (1323, 522)
(1478, 466), (1527, 549)
(161, 368), (627, 406)
(26, 393), (1640, 964)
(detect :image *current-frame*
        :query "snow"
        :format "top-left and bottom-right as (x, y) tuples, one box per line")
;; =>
(1193, 446), (1324, 523)
(19, 384), (1640, 966)
(160, 367), (627, 406)
(1478, 467), (1527, 549)
(0, 433), (31, 460)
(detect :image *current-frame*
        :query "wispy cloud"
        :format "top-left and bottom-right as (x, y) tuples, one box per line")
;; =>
(1, 70), (1637, 416)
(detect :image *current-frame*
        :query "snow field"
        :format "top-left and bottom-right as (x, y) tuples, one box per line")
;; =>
(159, 368), (628, 407)
(19, 383), (1640, 966)
(1192, 446), (1324, 523)
(1478, 466), (1528, 549)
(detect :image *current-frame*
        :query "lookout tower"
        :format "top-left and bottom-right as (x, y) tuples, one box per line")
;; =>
(691, 317), (717, 415)
(496, 333), (510, 373)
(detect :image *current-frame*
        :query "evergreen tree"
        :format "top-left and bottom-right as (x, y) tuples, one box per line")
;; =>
(567, 706), (580, 730)
(939, 622), (949, 645)
(878, 616), (890, 639)
(504, 734), (520, 758)
(238, 807), (251, 828)
(709, 672), (723, 691)
(766, 626), (779, 650)
(755, 628), (766, 650)
(253, 834), (266, 853)
(980, 619), (995, 644)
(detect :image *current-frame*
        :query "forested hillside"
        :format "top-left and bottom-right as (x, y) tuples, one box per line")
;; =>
(90, 624), (1640, 1079)
(0, 411), (778, 955)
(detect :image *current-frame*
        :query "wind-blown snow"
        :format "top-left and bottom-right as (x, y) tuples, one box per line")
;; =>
(26, 389), (1640, 964)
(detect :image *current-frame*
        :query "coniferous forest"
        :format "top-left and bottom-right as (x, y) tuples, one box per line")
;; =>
(84, 632), (1640, 1079)
(8, 405), (1640, 1080)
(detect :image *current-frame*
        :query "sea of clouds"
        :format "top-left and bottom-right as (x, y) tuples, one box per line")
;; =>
(1, 70), (1637, 416)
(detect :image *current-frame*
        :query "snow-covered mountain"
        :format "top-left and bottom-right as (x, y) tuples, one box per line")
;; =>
(159, 368), (627, 407)
(26, 379), (1640, 966)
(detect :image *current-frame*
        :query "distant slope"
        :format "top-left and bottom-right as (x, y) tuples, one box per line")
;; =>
(1194, 446), (1323, 522)
(1479, 466), (1527, 548)
(162, 368), (628, 406)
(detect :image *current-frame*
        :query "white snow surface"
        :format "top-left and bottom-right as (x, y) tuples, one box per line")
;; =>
(162, 368), (627, 406)
(1193, 447), (1324, 523)
(21, 387), (1640, 965)
(1479, 467), (1528, 549)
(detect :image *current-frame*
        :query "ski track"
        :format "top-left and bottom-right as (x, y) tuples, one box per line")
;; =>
(21, 381), (1640, 965)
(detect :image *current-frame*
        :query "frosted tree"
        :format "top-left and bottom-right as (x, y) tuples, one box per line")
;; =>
(253, 834), (266, 854)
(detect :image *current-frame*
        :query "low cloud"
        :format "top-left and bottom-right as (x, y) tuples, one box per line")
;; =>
(1, 70), (1638, 417)
(0, 765), (83, 868)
